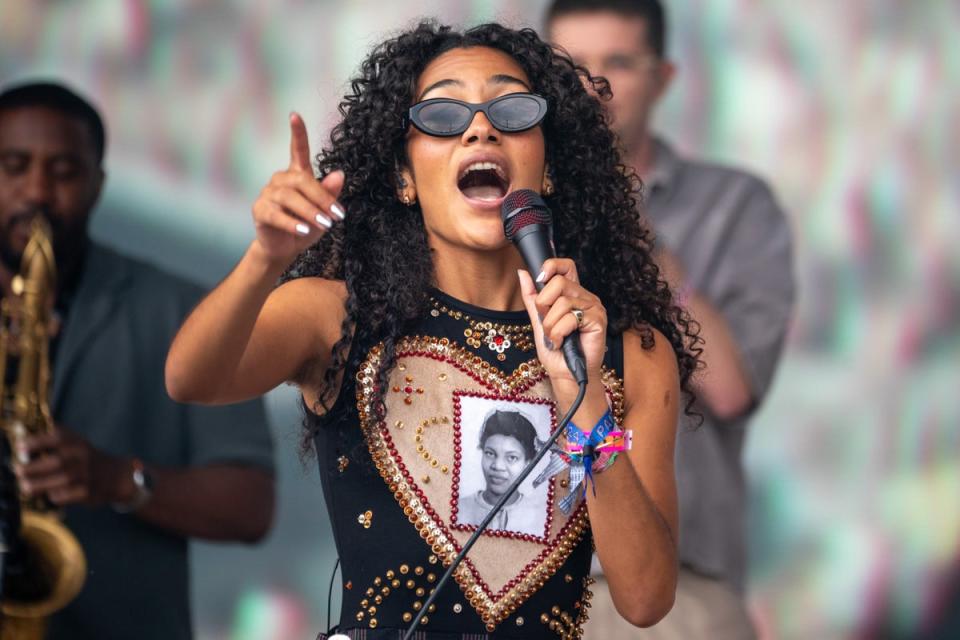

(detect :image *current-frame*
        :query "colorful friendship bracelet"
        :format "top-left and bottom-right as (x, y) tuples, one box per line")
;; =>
(554, 409), (632, 514)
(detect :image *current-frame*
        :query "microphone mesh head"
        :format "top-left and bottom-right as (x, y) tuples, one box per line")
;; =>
(501, 189), (552, 241)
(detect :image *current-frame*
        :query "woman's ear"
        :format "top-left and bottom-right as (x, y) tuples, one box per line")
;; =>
(396, 164), (417, 206)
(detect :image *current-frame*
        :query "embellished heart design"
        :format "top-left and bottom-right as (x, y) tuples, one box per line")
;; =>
(355, 336), (624, 629)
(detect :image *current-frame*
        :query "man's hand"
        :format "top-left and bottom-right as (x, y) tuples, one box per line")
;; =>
(12, 426), (129, 507)
(655, 247), (755, 420)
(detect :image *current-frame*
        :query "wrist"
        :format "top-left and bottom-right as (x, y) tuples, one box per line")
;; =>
(553, 380), (608, 431)
(111, 458), (154, 513)
(246, 241), (294, 279)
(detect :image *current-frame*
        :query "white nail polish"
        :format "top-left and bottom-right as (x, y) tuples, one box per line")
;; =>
(295, 222), (310, 235)
(316, 214), (332, 228)
(536, 271), (546, 283)
(331, 203), (346, 219)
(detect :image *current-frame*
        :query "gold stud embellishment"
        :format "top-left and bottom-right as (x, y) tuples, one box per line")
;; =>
(353, 336), (622, 628)
(413, 417), (450, 480)
(429, 297), (534, 360)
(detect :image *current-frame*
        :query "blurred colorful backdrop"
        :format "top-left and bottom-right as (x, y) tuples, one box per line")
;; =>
(1, 1), (957, 638)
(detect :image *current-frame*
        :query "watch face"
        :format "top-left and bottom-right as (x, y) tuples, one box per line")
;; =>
(113, 461), (153, 513)
(136, 467), (155, 492)
(131, 462), (154, 501)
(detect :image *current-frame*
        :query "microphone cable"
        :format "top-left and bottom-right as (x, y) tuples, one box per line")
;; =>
(402, 379), (588, 640)
(326, 556), (341, 636)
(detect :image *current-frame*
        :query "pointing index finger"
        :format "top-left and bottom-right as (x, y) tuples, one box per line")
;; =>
(288, 112), (313, 173)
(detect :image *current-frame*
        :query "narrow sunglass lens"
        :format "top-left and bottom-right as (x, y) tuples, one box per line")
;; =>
(417, 101), (472, 134)
(488, 96), (542, 130)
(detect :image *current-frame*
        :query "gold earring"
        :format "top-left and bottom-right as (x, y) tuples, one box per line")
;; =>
(543, 165), (555, 196)
(402, 193), (412, 206)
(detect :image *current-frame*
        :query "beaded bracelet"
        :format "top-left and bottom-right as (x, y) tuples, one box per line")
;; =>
(554, 409), (632, 514)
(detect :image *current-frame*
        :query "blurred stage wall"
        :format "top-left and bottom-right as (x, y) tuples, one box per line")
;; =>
(2, 1), (957, 638)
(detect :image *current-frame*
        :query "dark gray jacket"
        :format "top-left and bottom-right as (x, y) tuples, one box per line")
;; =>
(46, 243), (273, 640)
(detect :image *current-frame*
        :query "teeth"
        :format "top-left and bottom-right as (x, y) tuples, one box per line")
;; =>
(459, 161), (507, 182)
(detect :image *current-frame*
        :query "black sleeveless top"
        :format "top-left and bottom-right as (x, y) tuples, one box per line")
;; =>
(312, 289), (625, 639)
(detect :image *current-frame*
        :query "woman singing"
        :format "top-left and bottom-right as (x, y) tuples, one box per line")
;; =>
(166, 21), (698, 639)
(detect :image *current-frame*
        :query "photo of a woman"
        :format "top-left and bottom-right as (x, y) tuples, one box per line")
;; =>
(454, 398), (552, 538)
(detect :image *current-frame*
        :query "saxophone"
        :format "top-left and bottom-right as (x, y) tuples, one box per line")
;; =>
(0, 218), (86, 639)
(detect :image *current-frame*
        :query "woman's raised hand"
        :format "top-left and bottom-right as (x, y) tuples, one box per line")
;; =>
(251, 112), (345, 265)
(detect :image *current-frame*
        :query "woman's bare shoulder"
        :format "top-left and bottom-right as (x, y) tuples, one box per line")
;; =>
(271, 277), (348, 335)
(274, 276), (347, 304)
(620, 326), (681, 415)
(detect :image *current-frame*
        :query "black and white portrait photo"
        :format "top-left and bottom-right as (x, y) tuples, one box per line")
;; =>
(452, 393), (555, 539)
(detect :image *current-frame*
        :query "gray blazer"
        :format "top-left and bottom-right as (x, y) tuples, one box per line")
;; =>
(645, 139), (795, 591)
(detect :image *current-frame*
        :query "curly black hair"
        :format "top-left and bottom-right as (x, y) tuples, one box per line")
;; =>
(284, 21), (701, 451)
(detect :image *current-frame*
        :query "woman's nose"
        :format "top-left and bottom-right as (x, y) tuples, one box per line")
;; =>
(461, 110), (500, 145)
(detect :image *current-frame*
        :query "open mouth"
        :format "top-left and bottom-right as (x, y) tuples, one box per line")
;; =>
(457, 161), (509, 202)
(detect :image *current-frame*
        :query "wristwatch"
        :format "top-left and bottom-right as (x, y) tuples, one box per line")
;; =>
(113, 458), (154, 513)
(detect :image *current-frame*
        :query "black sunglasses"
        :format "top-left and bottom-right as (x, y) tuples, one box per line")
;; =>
(405, 92), (548, 137)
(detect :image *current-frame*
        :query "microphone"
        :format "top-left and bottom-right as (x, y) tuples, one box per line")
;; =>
(501, 189), (587, 385)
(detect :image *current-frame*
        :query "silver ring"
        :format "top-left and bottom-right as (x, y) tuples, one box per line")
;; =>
(570, 308), (584, 329)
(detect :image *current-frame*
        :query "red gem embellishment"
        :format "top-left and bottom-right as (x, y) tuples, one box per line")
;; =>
(354, 337), (619, 628)
(485, 329), (511, 354)
(395, 375), (424, 405)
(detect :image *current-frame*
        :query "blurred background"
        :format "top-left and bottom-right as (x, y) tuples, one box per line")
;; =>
(1, 0), (957, 638)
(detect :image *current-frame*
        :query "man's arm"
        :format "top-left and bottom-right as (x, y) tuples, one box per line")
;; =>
(13, 426), (275, 543)
(657, 250), (754, 420)
(658, 178), (795, 421)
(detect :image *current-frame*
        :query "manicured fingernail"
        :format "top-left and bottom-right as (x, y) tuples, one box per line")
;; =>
(315, 213), (332, 228)
(535, 271), (546, 283)
(331, 203), (346, 220)
(544, 336), (555, 350)
(295, 223), (310, 235)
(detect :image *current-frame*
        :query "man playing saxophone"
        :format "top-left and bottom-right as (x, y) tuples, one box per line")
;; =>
(0, 81), (275, 640)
